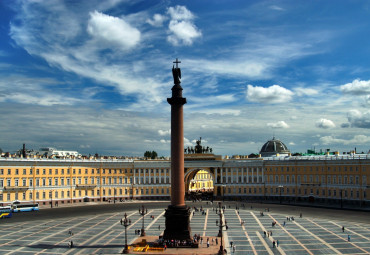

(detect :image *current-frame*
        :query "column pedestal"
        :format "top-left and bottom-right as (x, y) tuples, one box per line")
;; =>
(163, 205), (191, 240)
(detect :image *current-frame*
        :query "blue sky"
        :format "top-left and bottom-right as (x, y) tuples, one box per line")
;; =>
(1, 0), (370, 157)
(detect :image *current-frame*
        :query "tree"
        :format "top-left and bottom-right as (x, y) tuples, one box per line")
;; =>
(144, 151), (157, 159)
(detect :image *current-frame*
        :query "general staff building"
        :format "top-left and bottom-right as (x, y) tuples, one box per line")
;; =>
(0, 138), (369, 207)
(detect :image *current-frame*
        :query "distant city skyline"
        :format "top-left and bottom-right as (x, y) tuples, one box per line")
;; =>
(0, 0), (370, 157)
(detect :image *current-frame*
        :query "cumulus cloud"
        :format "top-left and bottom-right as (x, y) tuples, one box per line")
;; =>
(316, 118), (336, 129)
(320, 135), (370, 145)
(146, 14), (167, 27)
(267, 121), (289, 129)
(340, 79), (370, 95)
(87, 11), (141, 50)
(167, 6), (201, 46)
(158, 129), (170, 136)
(346, 109), (370, 128)
(246, 84), (293, 104)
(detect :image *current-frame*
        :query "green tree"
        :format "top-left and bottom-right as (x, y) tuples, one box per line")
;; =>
(144, 151), (158, 159)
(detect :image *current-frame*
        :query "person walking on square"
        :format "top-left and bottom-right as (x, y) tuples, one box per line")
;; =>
(342, 226), (345, 232)
(272, 241), (276, 248)
(348, 235), (351, 242)
(233, 245), (236, 253)
(277, 240), (279, 247)
(207, 240), (210, 248)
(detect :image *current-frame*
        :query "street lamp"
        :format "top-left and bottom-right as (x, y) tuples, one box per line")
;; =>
(114, 188), (116, 204)
(216, 202), (226, 255)
(50, 191), (53, 208)
(139, 205), (148, 237)
(121, 212), (131, 254)
(278, 185), (283, 204)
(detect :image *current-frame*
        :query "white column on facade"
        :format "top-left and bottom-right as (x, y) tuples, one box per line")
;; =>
(149, 169), (151, 184)
(155, 169), (158, 184)
(159, 169), (161, 184)
(252, 168), (254, 183)
(134, 169), (136, 184)
(247, 168), (249, 183)
(226, 168), (228, 184)
(220, 168), (223, 184)
(143, 168), (146, 184)
(241, 168), (244, 183)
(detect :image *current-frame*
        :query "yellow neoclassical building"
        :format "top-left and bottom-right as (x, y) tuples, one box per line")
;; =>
(0, 138), (369, 208)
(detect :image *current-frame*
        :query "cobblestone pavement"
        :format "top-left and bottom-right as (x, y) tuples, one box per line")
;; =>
(0, 202), (369, 254)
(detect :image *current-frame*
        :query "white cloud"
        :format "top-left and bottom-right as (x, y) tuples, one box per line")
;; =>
(167, 6), (201, 46)
(340, 79), (370, 95)
(346, 109), (370, 128)
(267, 121), (289, 129)
(316, 118), (336, 129)
(87, 10), (141, 50)
(167, 6), (194, 20)
(320, 135), (370, 145)
(269, 5), (285, 11)
(294, 87), (318, 96)
(158, 129), (170, 136)
(246, 85), (293, 104)
(147, 13), (167, 27)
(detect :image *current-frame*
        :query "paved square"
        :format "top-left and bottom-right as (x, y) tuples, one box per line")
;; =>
(0, 202), (369, 254)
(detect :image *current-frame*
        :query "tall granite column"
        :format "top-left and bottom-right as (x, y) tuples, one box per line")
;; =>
(163, 59), (191, 241)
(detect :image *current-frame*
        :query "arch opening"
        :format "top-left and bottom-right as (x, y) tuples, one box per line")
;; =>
(185, 168), (214, 201)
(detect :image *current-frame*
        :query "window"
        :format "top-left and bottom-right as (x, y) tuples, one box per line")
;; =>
(8, 169), (11, 175)
(15, 169), (19, 175)
(7, 179), (11, 186)
(42, 178), (46, 186)
(23, 169), (26, 175)
(49, 169), (52, 175)
(55, 178), (58, 186)
(29, 179), (33, 187)
(0, 179), (3, 187)
(49, 178), (52, 186)
(15, 178), (19, 186)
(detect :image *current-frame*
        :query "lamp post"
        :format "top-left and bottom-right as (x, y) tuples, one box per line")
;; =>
(278, 185), (283, 204)
(121, 212), (131, 254)
(216, 202), (225, 255)
(114, 188), (116, 204)
(139, 205), (148, 236)
(50, 191), (53, 208)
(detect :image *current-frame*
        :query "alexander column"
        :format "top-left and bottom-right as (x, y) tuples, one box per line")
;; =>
(163, 59), (191, 241)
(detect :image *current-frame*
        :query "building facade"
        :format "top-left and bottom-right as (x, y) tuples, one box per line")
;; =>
(0, 152), (369, 207)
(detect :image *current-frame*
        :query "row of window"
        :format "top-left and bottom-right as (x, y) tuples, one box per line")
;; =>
(226, 187), (367, 199)
(0, 168), (173, 176)
(216, 175), (367, 185)
(266, 165), (364, 173)
(0, 187), (171, 201)
(0, 176), (171, 187)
